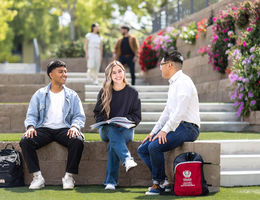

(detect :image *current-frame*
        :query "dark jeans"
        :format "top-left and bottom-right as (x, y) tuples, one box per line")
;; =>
(19, 127), (84, 174)
(119, 55), (135, 85)
(137, 122), (199, 182)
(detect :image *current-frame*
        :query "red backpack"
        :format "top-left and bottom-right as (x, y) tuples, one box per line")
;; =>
(173, 152), (209, 196)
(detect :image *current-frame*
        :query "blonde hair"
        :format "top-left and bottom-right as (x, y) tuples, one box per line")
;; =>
(101, 60), (128, 118)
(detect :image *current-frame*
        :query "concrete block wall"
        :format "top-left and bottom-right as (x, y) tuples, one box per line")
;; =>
(0, 103), (96, 133)
(41, 58), (87, 72)
(0, 141), (220, 192)
(0, 73), (85, 103)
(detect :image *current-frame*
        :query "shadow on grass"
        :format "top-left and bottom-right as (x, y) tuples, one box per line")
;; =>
(75, 185), (132, 194)
(3, 185), (66, 193)
(134, 192), (218, 200)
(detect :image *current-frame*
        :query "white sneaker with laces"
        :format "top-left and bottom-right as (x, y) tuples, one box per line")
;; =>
(29, 175), (45, 189)
(62, 175), (75, 190)
(105, 184), (115, 190)
(125, 159), (137, 172)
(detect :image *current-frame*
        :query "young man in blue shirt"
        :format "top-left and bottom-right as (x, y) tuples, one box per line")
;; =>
(20, 60), (86, 190)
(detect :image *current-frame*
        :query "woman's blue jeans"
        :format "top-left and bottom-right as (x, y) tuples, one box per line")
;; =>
(137, 122), (199, 182)
(99, 124), (134, 185)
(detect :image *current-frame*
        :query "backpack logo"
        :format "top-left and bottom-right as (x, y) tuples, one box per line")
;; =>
(183, 170), (191, 178)
(0, 179), (5, 183)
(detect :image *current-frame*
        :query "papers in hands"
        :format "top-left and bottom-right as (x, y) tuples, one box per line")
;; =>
(90, 117), (135, 129)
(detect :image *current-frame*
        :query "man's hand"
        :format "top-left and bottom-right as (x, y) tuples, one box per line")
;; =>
(23, 126), (37, 138)
(133, 55), (138, 62)
(112, 53), (116, 60)
(142, 133), (154, 144)
(152, 131), (168, 144)
(67, 127), (81, 139)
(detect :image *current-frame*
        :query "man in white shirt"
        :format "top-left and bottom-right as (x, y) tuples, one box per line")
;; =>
(19, 60), (86, 190)
(137, 50), (200, 195)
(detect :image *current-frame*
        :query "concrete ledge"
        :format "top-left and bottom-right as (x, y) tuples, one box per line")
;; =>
(0, 141), (220, 192)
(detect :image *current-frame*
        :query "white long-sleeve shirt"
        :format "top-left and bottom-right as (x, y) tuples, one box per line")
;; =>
(151, 70), (200, 134)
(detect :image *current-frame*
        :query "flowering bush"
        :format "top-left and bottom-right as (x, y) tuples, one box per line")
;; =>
(196, 18), (208, 39)
(236, 1), (254, 29)
(228, 22), (260, 116)
(153, 27), (179, 57)
(180, 22), (197, 44)
(139, 35), (159, 71)
(197, 46), (209, 56)
(207, 9), (236, 73)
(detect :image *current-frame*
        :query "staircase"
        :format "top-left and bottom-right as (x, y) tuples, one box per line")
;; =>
(220, 140), (260, 186)
(67, 72), (249, 133)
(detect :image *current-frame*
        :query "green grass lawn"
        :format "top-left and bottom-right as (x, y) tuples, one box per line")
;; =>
(0, 186), (260, 200)
(0, 132), (259, 142)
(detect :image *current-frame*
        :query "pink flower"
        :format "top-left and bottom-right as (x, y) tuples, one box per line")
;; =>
(224, 38), (229, 42)
(243, 41), (247, 47)
(213, 17), (216, 22)
(213, 34), (218, 41)
(216, 67), (220, 71)
(247, 27), (252, 32)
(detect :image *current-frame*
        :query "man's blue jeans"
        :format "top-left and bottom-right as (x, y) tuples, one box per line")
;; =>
(99, 124), (134, 185)
(137, 122), (199, 182)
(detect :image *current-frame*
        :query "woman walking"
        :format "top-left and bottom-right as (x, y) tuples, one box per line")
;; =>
(94, 61), (141, 190)
(84, 23), (103, 84)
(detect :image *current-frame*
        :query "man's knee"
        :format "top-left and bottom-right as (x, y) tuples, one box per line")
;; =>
(148, 141), (160, 153)
(19, 137), (31, 149)
(70, 137), (84, 150)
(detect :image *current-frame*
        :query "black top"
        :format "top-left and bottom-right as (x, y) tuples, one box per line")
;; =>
(93, 85), (141, 125)
(121, 37), (134, 56)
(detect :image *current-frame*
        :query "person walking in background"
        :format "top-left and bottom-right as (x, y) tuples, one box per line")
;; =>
(84, 23), (103, 84)
(19, 60), (86, 190)
(137, 50), (200, 195)
(93, 61), (141, 190)
(113, 25), (139, 85)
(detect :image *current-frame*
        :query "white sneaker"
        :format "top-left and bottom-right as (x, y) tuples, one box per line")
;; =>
(62, 175), (75, 190)
(29, 175), (45, 189)
(105, 184), (115, 190)
(125, 159), (137, 172)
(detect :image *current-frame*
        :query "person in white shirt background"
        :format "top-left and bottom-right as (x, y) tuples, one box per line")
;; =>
(84, 23), (103, 84)
(137, 50), (200, 195)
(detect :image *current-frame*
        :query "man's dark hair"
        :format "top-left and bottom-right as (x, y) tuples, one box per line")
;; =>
(121, 25), (130, 31)
(47, 60), (66, 78)
(162, 50), (184, 65)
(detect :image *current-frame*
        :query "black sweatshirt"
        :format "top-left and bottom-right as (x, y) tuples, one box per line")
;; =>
(93, 85), (141, 125)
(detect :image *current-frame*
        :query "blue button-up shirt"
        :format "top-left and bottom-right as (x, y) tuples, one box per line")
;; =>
(24, 83), (86, 131)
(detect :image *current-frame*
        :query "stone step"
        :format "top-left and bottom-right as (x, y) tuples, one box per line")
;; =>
(0, 63), (37, 73)
(85, 85), (169, 92)
(85, 91), (168, 99)
(84, 101), (235, 112)
(0, 74), (46, 85)
(216, 140), (260, 154)
(142, 112), (240, 122)
(221, 154), (260, 171)
(221, 170), (260, 186)
(135, 121), (249, 133)
(67, 78), (147, 85)
(67, 72), (142, 78)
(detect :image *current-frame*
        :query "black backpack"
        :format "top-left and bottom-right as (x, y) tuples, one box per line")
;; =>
(0, 144), (24, 187)
(173, 152), (209, 196)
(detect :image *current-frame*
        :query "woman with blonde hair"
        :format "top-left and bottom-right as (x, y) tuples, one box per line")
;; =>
(94, 60), (141, 190)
